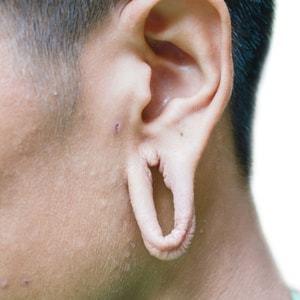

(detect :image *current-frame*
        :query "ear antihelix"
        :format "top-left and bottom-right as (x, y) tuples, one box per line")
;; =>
(127, 150), (196, 260)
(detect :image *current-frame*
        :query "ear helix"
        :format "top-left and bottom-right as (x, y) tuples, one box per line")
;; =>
(127, 148), (196, 260)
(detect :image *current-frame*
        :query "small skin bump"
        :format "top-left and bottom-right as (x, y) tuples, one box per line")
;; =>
(0, 278), (8, 289)
(20, 278), (31, 287)
(124, 263), (131, 273)
(129, 240), (136, 249)
(124, 247), (132, 259)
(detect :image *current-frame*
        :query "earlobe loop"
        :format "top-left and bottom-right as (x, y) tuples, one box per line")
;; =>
(124, 0), (232, 261)
(127, 151), (196, 260)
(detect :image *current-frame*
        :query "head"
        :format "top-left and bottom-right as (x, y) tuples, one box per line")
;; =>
(0, 0), (273, 298)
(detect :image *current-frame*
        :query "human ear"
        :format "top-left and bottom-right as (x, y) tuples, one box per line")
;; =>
(120, 0), (233, 260)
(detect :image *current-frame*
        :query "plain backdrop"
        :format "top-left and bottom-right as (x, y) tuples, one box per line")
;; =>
(251, 0), (300, 290)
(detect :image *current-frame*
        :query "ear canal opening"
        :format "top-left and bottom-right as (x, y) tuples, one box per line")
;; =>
(127, 154), (196, 260)
(146, 37), (196, 66)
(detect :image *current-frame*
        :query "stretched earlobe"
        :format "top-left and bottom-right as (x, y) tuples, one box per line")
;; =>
(127, 149), (196, 260)
(123, 0), (232, 261)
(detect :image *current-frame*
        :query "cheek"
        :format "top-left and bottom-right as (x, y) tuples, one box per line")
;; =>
(0, 44), (153, 297)
(0, 76), (76, 177)
(0, 80), (50, 169)
(0, 53), (68, 173)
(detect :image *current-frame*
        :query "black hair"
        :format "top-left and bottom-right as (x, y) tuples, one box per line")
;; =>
(226, 0), (274, 175)
(0, 0), (274, 176)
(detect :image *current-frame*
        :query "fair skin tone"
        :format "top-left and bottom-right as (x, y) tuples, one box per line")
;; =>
(0, 0), (290, 299)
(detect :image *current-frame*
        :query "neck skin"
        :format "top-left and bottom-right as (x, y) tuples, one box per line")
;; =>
(133, 113), (289, 300)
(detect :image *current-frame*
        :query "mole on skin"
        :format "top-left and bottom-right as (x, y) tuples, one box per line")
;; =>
(114, 122), (121, 135)
(20, 278), (31, 287)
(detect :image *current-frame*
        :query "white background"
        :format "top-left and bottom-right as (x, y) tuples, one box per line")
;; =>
(252, 0), (300, 290)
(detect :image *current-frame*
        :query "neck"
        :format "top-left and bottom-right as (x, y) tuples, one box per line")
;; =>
(137, 115), (289, 300)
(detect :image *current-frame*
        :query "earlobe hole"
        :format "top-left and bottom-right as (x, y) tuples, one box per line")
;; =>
(150, 166), (174, 235)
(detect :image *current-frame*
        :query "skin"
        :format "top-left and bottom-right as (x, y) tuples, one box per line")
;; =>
(0, 0), (290, 299)
(124, 0), (232, 260)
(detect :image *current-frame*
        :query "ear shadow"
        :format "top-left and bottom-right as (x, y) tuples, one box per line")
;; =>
(146, 37), (196, 66)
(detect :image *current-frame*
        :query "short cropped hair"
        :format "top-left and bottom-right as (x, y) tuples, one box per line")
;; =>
(0, 0), (274, 176)
(227, 0), (274, 176)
